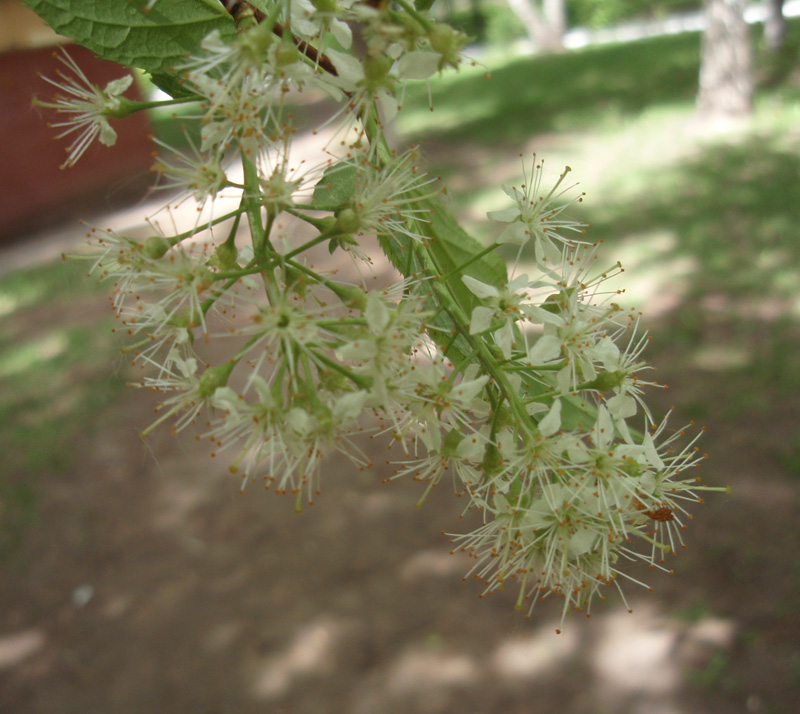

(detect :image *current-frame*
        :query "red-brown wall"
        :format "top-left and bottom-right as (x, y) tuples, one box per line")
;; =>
(0, 43), (154, 243)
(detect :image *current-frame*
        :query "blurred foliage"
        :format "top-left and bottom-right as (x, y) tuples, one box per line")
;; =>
(568, 0), (702, 28)
(398, 32), (702, 145)
(443, 0), (704, 44)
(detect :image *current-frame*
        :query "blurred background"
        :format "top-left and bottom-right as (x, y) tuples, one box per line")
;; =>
(2, 0), (800, 712)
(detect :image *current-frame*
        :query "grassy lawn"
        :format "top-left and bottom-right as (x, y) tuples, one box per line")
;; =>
(0, 260), (123, 558)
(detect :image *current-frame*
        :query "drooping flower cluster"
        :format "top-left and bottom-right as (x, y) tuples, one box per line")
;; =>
(41, 0), (721, 629)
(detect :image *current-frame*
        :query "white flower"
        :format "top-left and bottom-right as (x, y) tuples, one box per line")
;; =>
(463, 274), (531, 359)
(151, 135), (228, 207)
(589, 325), (661, 420)
(279, 391), (372, 505)
(334, 151), (439, 243)
(488, 155), (588, 267)
(135, 356), (233, 435)
(180, 28), (313, 156)
(35, 49), (134, 168)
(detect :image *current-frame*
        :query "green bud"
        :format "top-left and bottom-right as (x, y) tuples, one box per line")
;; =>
(363, 53), (394, 84)
(429, 24), (467, 69)
(318, 370), (348, 393)
(275, 38), (300, 67)
(215, 242), (238, 269)
(315, 403), (334, 436)
(318, 216), (338, 233)
(482, 443), (504, 479)
(238, 22), (274, 61)
(329, 283), (368, 310)
(441, 429), (463, 458)
(168, 310), (196, 329)
(335, 207), (361, 235)
(584, 370), (626, 392)
(143, 236), (170, 259)
(311, 0), (339, 12)
(622, 459), (644, 478)
(198, 362), (234, 398)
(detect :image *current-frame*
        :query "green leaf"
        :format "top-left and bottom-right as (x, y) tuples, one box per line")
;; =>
(426, 196), (507, 289)
(374, 195), (508, 363)
(148, 71), (203, 99)
(309, 162), (358, 211)
(243, 0), (270, 13)
(23, 0), (235, 73)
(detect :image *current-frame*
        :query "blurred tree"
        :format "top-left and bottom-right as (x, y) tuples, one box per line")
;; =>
(504, 0), (567, 50)
(697, 0), (753, 117)
(764, 0), (786, 52)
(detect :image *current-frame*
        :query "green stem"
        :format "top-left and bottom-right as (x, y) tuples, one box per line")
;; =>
(394, 0), (434, 30)
(241, 153), (280, 303)
(440, 242), (502, 282)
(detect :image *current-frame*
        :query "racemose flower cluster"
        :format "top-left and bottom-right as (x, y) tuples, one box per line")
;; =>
(41, 0), (723, 629)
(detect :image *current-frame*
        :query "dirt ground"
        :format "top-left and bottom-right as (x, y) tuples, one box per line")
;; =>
(2, 227), (800, 714)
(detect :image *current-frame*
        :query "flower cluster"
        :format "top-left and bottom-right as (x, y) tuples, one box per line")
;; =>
(41, 1), (721, 629)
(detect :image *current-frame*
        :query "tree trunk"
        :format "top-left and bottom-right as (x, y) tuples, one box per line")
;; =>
(697, 0), (753, 118)
(504, 0), (566, 52)
(764, 0), (786, 53)
(542, 0), (566, 45)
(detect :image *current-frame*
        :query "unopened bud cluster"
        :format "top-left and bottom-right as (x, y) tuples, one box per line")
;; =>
(41, 0), (721, 628)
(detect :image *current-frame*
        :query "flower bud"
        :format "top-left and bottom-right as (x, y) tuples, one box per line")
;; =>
(215, 242), (238, 269)
(143, 236), (171, 259)
(275, 38), (300, 67)
(363, 53), (394, 85)
(335, 207), (361, 235)
(428, 24), (467, 70)
(198, 362), (234, 398)
(311, 0), (339, 12)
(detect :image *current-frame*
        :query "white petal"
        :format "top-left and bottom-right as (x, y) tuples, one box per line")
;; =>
(286, 407), (313, 437)
(462, 275), (500, 299)
(594, 405), (614, 448)
(456, 433), (485, 461)
(569, 528), (596, 557)
(97, 120), (118, 147)
(642, 431), (665, 470)
(453, 374), (490, 402)
(395, 51), (439, 80)
(487, 207), (521, 223)
(377, 89), (398, 121)
(494, 321), (514, 359)
(534, 236), (562, 266)
(556, 365), (572, 394)
(495, 222), (529, 246)
(539, 398), (562, 437)
(331, 20), (353, 49)
(607, 392), (637, 419)
(104, 75), (133, 96)
(593, 336), (620, 370)
(332, 390), (367, 422)
(527, 305), (563, 327)
(469, 305), (494, 335)
(325, 49), (363, 86)
(365, 292), (390, 332)
(527, 334), (562, 364)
